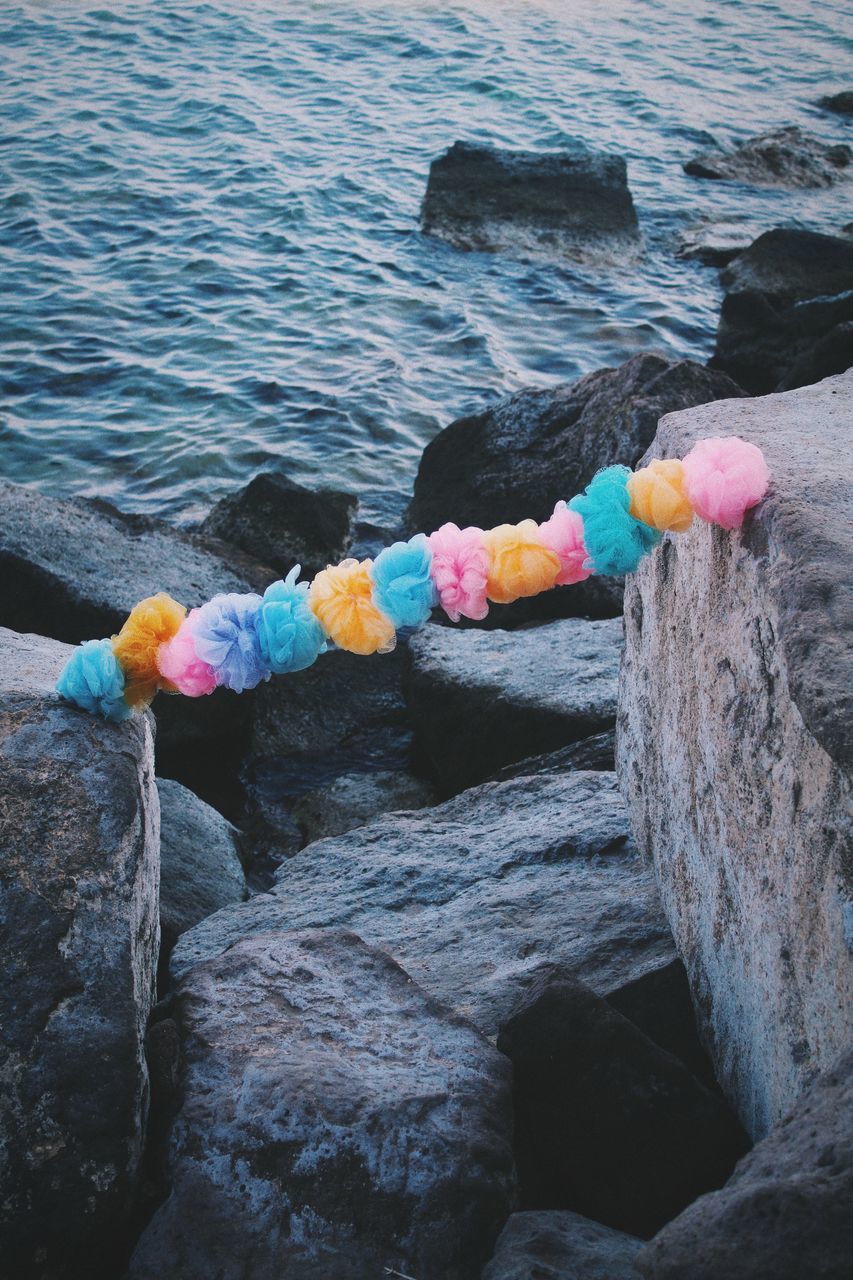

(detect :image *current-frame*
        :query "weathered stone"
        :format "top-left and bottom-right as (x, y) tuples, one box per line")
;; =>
(489, 729), (616, 781)
(719, 229), (853, 307)
(676, 219), (763, 266)
(172, 771), (676, 1039)
(617, 371), (853, 1138)
(684, 126), (851, 187)
(404, 618), (622, 792)
(129, 929), (516, 1280)
(497, 974), (749, 1238)
(483, 1210), (643, 1280)
(817, 89), (853, 116)
(638, 1050), (853, 1280)
(0, 628), (159, 1279)
(291, 769), (436, 843)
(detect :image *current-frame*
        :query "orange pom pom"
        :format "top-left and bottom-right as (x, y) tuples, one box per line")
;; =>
(112, 593), (187, 707)
(308, 559), (396, 656)
(483, 520), (561, 604)
(627, 459), (694, 533)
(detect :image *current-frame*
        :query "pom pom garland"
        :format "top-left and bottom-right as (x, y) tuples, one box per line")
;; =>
(55, 435), (770, 719)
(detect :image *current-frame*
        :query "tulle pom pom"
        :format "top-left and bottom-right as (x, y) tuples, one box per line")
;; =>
(188, 593), (270, 693)
(538, 501), (592, 585)
(569, 466), (661, 576)
(156, 609), (218, 697)
(309, 558), (396, 656)
(427, 523), (491, 623)
(483, 519), (561, 603)
(112, 592), (187, 707)
(56, 637), (132, 722)
(371, 535), (438, 629)
(257, 566), (327, 674)
(682, 436), (770, 530)
(627, 459), (694, 533)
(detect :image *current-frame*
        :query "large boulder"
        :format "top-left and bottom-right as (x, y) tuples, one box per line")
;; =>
(0, 628), (159, 1279)
(638, 1050), (853, 1280)
(290, 768), (436, 843)
(616, 370), (853, 1138)
(404, 618), (622, 792)
(171, 771), (676, 1039)
(129, 929), (516, 1280)
(684, 126), (851, 187)
(483, 1210), (643, 1280)
(421, 139), (640, 262)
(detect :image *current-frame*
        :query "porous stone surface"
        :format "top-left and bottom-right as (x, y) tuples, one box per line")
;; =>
(617, 371), (853, 1138)
(638, 1050), (853, 1280)
(483, 1210), (643, 1280)
(684, 126), (851, 187)
(0, 628), (159, 1279)
(291, 768), (436, 843)
(129, 929), (516, 1280)
(171, 771), (676, 1039)
(404, 618), (622, 791)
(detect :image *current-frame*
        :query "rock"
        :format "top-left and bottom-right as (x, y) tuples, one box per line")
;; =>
(817, 89), (853, 116)
(606, 958), (717, 1092)
(421, 139), (640, 262)
(719, 229), (853, 306)
(676, 219), (764, 267)
(483, 1210), (643, 1280)
(489, 729), (616, 781)
(616, 371), (853, 1138)
(404, 618), (622, 792)
(684, 126), (851, 187)
(0, 628), (159, 1279)
(198, 470), (357, 581)
(497, 973), (749, 1239)
(291, 769), (436, 843)
(638, 1050), (853, 1280)
(171, 771), (677, 1039)
(129, 929), (516, 1280)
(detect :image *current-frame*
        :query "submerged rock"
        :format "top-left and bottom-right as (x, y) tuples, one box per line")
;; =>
(684, 126), (851, 187)
(817, 89), (853, 116)
(483, 1210), (643, 1280)
(676, 219), (764, 266)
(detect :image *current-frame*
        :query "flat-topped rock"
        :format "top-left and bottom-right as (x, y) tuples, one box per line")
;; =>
(684, 126), (851, 187)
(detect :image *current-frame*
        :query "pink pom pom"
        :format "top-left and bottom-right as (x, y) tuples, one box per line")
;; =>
(427, 522), (491, 622)
(156, 609), (218, 697)
(682, 436), (769, 531)
(538, 501), (592, 585)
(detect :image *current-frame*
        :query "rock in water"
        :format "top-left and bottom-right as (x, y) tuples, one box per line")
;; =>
(421, 139), (640, 261)
(617, 370), (853, 1139)
(638, 1051), (853, 1280)
(684, 126), (851, 187)
(0, 628), (159, 1279)
(817, 89), (853, 116)
(128, 929), (516, 1280)
(483, 1210), (643, 1280)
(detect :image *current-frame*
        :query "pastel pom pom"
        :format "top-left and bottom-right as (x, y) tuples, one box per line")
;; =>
(257, 566), (327, 674)
(371, 535), (438, 629)
(309, 558), (396, 656)
(427, 523), (491, 623)
(56, 638), (131, 722)
(112, 592), (187, 707)
(627, 459), (694, 533)
(188, 593), (270, 693)
(156, 609), (218, 697)
(569, 466), (661, 575)
(538, 501), (592, 585)
(682, 436), (770, 530)
(483, 519), (561, 604)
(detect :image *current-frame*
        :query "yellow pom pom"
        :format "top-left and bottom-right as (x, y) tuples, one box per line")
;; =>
(309, 559), (396, 656)
(627, 459), (694, 533)
(483, 520), (561, 604)
(112, 593), (187, 707)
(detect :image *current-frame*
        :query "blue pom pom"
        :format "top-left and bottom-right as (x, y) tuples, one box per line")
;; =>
(190, 593), (270, 693)
(55, 638), (131, 722)
(569, 465), (661, 576)
(257, 566), (326, 675)
(371, 534), (438, 629)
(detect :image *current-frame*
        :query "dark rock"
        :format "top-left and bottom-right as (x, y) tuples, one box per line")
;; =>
(497, 973), (749, 1239)
(638, 1050), (853, 1280)
(676, 220), (763, 266)
(817, 89), (853, 116)
(483, 1210), (642, 1280)
(489, 729), (616, 781)
(606, 959), (717, 1092)
(776, 318), (853, 390)
(684, 126), (851, 187)
(421, 139), (640, 261)
(291, 768), (436, 843)
(129, 929), (516, 1280)
(0, 628), (159, 1280)
(719, 229), (853, 306)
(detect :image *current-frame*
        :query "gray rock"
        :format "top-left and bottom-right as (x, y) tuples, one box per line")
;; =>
(404, 618), (622, 791)
(0, 628), (159, 1279)
(676, 219), (765, 266)
(638, 1050), (853, 1280)
(291, 769), (436, 843)
(483, 1211), (643, 1280)
(817, 89), (853, 116)
(171, 771), (676, 1039)
(421, 139), (640, 262)
(684, 126), (851, 187)
(129, 929), (516, 1280)
(616, 370), (853, 1138)
(489, 729), (616, 781)
(719, 229), (853, 307)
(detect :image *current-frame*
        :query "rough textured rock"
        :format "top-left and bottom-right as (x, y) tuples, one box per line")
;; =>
(497, 974), (749, 1239)
(617, 371), (853, 1138)
(817, 89), (853, 116)
(291, 768), (436, 843)
(421, 139), (640, 261)
(684, 126), (851, 187)
(638, 1050), (853, 1280)
(198, 470), (357, 581)
(129, 929), (516, 1280)
(172, 771), (676, 1038)
(719, 229), (853, 307)
(483, 1210), (643, 1280)
(489, 729), (616, 781)
(404, 618), (622, 792)
(0, 628), (159, 1280)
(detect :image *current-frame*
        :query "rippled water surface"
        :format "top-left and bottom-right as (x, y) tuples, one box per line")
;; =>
(2, 0), (851, 519)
